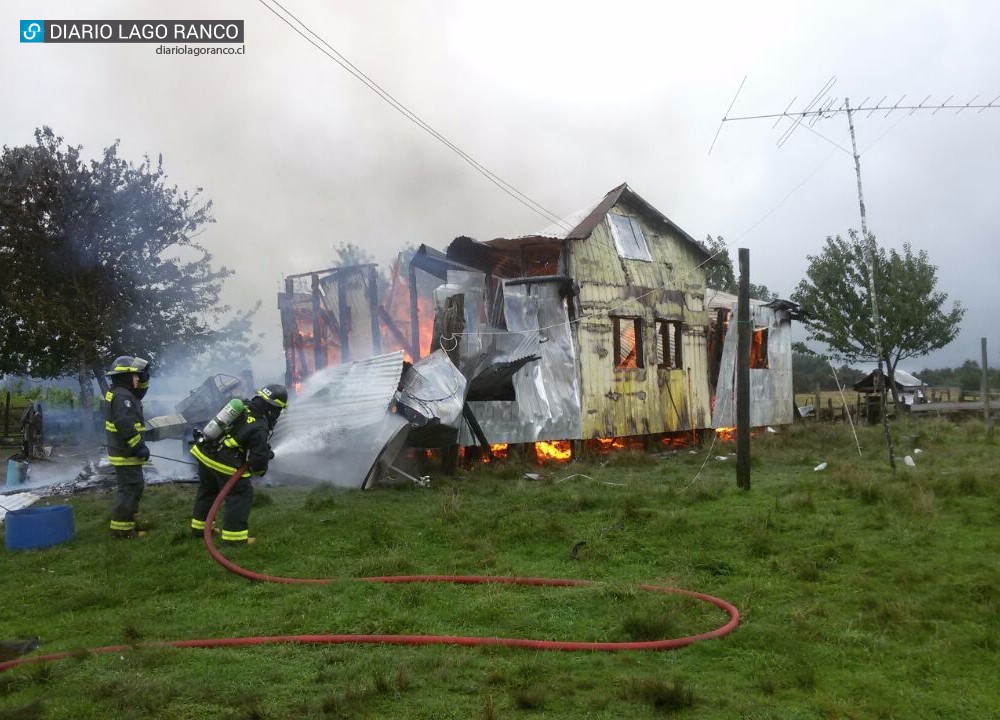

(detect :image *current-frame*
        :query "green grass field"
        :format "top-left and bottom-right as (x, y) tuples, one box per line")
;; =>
(2, 419), (998, 719)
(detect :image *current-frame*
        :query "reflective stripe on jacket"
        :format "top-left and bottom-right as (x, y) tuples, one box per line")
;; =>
(103, 387), (148, 466)
(189, 411), (271, 478)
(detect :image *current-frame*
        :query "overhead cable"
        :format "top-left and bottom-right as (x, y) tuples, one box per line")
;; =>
(257, 0), (572, 231)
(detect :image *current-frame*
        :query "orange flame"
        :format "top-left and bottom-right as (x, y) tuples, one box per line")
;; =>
(535, 440), (572, 462)
(660, 434), (692, 448)
(596, 437), (627, 451)
(715, 427), (760, 441)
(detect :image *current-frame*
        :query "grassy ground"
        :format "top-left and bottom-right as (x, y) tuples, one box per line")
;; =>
(1, 419), (998, 719)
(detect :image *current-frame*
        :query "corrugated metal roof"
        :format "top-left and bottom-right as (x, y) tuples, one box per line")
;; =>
(853, 369), (927, 391)
(268, 351), (409, 488)
(289, 350), (405, 431)
(485, 183), (713, 261)
(706, 288), (769, 311)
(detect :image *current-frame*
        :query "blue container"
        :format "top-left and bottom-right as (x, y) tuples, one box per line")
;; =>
(6, 459), (28, 487)
(5, 505), (75, 550)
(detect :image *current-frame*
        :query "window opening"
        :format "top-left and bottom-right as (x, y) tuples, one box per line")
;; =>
(655, 320), (683, 369)
(750, 327), (769, 369)
(607, 213), (652, 262)
(612, 316), (643, 369)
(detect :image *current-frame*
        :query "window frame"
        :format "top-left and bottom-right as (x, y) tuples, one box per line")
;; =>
(655, 319), (683, 369)
(607, 212), (653, 262)
(611, 316), (644, 369)
(750, 327), (770, 369)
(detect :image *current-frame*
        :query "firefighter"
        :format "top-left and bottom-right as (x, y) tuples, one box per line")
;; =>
(103, 355), (152, 539)
(189, 384), (288, 544)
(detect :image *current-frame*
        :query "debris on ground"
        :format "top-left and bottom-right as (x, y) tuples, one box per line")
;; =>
(0, 492), (41, 524)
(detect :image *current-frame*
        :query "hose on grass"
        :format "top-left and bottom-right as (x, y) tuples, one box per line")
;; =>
(0, 465), (740, 672)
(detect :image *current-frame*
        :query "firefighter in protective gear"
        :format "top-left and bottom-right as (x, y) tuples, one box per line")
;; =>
(104, 355), (152, 538)
(190, 384), (288, 543)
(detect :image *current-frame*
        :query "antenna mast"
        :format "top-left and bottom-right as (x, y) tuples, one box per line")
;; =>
(845, 99), (895, 473)
(711, 81), (998, 471)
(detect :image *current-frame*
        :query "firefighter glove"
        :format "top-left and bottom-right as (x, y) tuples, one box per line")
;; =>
(135, 445), (150, 462)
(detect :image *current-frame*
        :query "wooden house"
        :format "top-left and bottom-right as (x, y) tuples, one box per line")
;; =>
(431, 182), (717, 444)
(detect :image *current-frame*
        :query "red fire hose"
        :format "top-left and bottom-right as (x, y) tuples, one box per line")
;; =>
(0, 466), (739, 672)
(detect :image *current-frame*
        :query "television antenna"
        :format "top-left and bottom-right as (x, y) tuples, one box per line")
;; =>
(711, 77), (999, 473)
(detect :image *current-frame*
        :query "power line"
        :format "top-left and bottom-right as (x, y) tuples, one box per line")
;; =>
(256, 0), (573, 231)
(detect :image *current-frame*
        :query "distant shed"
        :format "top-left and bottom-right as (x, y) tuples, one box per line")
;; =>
(853, 369), (928, 405)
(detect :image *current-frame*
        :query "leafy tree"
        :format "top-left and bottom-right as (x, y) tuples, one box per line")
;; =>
(0, 127), (257, 429)
(791, 230), (964, 409)
(704, 235), (779, 300)
(704, 235), (737, 292)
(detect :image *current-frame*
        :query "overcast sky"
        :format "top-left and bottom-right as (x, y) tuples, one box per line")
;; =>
(3, 1), (997, 381)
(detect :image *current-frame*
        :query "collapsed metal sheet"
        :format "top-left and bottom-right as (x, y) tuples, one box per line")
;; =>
(460, 279), (583, 444)
(395, 349), (467, 447)
(269, 351), (408, 488)
(711, 302), (794, 427)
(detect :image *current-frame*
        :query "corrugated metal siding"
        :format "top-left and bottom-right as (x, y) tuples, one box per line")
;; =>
(459, 281), (583, 445)
(569, 204), (712, 438)
(0, 492), (41, 524)
(712, 304), (794, 427)
(269, 351), (409, 488)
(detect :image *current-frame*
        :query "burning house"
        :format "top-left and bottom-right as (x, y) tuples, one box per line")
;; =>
(278, 183), (801, 470)
(421, 182), (718, 447)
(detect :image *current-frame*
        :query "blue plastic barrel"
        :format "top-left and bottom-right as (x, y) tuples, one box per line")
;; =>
(6, 459), (27, 487)
(5, 505), (75, 550)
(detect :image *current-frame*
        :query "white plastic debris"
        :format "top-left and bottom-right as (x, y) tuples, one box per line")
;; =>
(715, 456), (729, 462)
(766, 426), (778, 433)
(555, 474), (594, 483)
(813, 462), (828, 472)
(913, 448), (923, 455)
(524, 473), (541, 481)
(904, 455), (915, 467)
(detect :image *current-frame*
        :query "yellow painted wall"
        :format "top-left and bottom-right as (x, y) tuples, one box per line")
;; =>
(567, 203), (712, 437)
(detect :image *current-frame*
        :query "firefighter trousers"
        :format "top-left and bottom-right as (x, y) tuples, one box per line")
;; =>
(191, 462), (254, 541)
(110, 465), (144, 536)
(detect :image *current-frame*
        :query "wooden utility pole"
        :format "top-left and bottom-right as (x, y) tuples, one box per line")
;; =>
(736, 248), (751, 490)
(982, 338), (992, 439)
